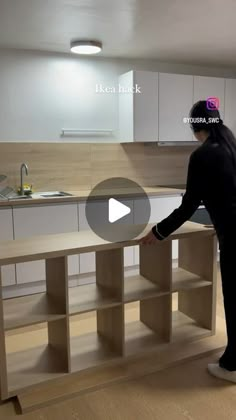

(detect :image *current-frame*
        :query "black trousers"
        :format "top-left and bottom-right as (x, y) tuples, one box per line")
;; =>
(218, 238), (236, 371)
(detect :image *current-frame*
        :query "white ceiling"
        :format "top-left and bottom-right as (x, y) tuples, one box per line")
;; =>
(0, 0), (235, 66)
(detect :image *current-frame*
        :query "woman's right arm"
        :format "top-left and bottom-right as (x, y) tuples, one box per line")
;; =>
(152, 151), (202, 240)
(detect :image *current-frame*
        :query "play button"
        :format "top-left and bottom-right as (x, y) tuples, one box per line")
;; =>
(85, 177), (151, 243)
(109, 198), (131, 223)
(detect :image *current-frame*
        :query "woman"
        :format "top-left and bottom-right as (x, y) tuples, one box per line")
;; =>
(140, 100), (236, 383)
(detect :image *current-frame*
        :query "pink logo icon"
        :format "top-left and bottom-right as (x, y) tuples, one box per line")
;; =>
(206, 97), (220, 110)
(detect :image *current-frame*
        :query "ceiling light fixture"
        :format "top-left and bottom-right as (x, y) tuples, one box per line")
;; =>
(70, 40), (102, 55)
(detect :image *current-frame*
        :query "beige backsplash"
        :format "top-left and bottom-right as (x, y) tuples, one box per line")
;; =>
(0, 143), (196, 191)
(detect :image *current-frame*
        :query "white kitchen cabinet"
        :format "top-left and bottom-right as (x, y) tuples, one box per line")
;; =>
(224, 79), (236, 135)
(134, 195), (182, 264)
(159, 73), (194, 143)
(13, 204), (79, 284)
(119, 70), (158, 142)
(78, 200), (134, 274)
(193, 76), (225, 118)
(0, 208), (16, 287)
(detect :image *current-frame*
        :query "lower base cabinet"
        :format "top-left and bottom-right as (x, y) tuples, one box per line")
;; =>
(0, 208), (16, 287)
(13, 204), (80, 284)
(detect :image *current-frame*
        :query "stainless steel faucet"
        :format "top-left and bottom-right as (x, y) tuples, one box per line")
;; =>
(20, 163), (29, 195)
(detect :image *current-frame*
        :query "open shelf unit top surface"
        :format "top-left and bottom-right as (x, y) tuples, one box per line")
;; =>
(0, 221), (215, 265)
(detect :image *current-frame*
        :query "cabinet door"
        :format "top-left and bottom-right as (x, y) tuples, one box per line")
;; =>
(225, 79), (236, 135)
(0, 208), (16, 286)
(193, 76), (225, 118)
(119, 71), (134, 142)
(78, 200), (134, 274)
(119, 71), (158, 142)
(134, 196), (182, 264)
(159, 73), (194, 142)
(133, 71), (158, 142)
(13, 204), (79, 284)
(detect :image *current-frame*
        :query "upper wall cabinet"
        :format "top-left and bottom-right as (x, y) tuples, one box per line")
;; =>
(119, 70), (158, 142)
(158, 73), (194, 143)
(224, 79), (236, 135)
(119, 71), (229, 144)
(193, 76), (225, 119)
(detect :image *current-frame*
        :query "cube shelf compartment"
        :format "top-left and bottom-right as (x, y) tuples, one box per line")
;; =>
(172, 268), (212, 292)
(5, 318), (70, 395)
(124, 239), (172, 303)
(3, 293), (66, 331)
(69, 248), (123, 315)
(172, 287), (214, 343)
(125, 297), (171, 356)
(0, 222), (217, 402)
(3, 256), (68, 332)
(70, 305), (124, 372)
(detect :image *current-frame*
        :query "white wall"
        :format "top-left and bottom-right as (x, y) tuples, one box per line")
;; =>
(1, 49), (236, 142)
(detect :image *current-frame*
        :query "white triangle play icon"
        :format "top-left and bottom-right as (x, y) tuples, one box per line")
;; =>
(109, 198), (131, 223)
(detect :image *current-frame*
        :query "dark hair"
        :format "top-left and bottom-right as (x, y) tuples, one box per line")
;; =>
(190, 100), (236, 163)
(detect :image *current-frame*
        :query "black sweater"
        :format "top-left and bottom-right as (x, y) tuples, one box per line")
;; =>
(152, 136), (236, 243)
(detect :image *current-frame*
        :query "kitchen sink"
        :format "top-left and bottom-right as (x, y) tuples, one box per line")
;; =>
(8, 195), (32, 200)
(8, 191), (73, 200)
(31, 191), (73, 198)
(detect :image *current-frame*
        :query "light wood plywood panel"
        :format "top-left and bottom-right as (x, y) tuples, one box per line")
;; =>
(140, 241), (172, 292)
(172, 310), (212, 343)
(69, 283), (121, 316)
(125, 298), (171, 357)
(16, 323), (226, 415)
(96, 248), (124, 302)
(6, 342), (68, 394)
(47, 318), (70, 373)
(179, 234), (218, 282)
(97, 306), (124, 356)
(90, 142), (192, 188)
(46, 256), (69, 314)
(0, 143), (91, 191)
(178, 286), (214, 332)
(124, 274), (169, 303)
(140, 295), (171, 342)
(3, 293), (66, 331)
(0, 142), (195, 199)
(5, 318), (71, 394)
(172, 267), (212, 292)
(0, 222), (215, 266)
(70, 308), (123, 373)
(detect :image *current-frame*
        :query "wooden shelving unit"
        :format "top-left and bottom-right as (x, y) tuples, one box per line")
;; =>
(0, 222), (217, 403)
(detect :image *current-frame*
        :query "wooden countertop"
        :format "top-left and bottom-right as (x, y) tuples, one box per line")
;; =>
(0, 222), (215, 266)
(0, 187), (184, 207)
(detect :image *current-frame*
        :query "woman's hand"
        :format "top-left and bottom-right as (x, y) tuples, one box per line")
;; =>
(139, 229), (159, 245)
